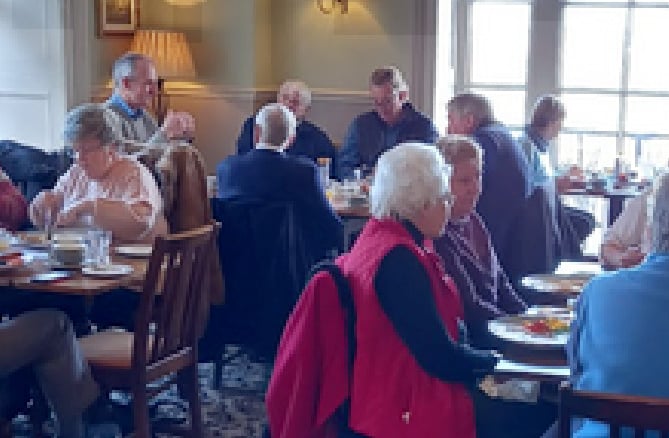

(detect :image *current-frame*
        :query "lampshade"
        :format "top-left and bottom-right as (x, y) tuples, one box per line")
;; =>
(130, 30), (196, 79)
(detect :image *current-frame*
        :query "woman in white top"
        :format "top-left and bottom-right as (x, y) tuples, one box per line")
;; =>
(29, 103), (168, 243)
(599, 188), (651, 269)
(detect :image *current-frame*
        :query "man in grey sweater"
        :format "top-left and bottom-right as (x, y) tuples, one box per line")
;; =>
(104, 52), (195, 159)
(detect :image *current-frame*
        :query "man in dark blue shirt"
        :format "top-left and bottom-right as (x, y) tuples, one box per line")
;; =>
(235, 80), (337, 178)
(338, 66), (438, 180)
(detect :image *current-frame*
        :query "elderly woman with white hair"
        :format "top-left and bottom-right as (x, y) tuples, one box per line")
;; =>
(335, 142), (498, 438)
(30, 103), (168, 243)
(541, 172), (669, 438)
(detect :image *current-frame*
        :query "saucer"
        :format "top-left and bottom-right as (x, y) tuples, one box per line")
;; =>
(82, 264), (133, 278)
(115, 245), (152, 258)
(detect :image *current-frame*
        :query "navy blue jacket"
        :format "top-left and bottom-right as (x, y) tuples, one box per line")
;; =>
(236, 117), (337, 178)
(474, 122), (532, 275)
(338, 103), (438, 180)
(217, 148), (343, 251)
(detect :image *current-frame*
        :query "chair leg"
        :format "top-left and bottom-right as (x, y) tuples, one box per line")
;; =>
(132, 386), (151, 438)
(184, 364), (203, 437)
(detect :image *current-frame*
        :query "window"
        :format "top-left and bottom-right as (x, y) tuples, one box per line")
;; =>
(467, 0), (531, 128)
(559, 1), (669, 175)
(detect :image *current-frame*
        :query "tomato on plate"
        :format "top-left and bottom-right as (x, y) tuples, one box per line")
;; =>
(523, 320), (552, 335)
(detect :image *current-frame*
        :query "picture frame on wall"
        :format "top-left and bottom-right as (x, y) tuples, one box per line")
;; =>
(98, 0), (139, 36)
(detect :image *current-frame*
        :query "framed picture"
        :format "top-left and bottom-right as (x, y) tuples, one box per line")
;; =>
(98, 0), (139, 36)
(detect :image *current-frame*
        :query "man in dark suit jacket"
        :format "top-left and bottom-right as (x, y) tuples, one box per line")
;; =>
(218, 102), (343, 253)
(216, 103), (343, 355)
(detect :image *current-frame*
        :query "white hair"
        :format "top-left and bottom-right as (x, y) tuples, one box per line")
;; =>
(278, 80), (312, 107)
(649, 172), (669, 253)
(370, 142), (451, 220)
(254, 103), (297, 149)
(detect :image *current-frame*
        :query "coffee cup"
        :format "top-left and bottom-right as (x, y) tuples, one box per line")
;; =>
(50, 242), (86, 266)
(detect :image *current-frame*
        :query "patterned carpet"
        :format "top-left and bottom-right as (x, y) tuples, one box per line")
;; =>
(12, 346), (271, 438)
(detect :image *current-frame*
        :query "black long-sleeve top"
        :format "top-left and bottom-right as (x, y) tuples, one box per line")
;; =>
(373, 221), (499, 384)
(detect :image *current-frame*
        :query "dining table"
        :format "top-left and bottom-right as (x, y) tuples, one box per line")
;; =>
(333, 202), (370, 250)
(0, 239), (150, 298)
(521, 260), (601, 305)
(561, 186), (643, 226)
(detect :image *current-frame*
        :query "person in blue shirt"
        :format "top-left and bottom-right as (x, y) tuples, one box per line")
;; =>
(337, 66), (438, 180)
(542, 171), (669, 438)
(235, 80), (337, 178)
(517, 95), (594, 261)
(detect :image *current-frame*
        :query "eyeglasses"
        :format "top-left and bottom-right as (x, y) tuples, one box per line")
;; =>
(438, 193), (455, 206)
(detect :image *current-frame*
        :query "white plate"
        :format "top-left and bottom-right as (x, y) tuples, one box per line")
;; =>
(115, 245), (152, 258)
(488, 315), (571, 348)
(522, 274), (590, 294)
(82, 264), (133, 278)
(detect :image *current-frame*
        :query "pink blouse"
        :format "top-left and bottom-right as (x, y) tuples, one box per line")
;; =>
(53, 155), (168, 243)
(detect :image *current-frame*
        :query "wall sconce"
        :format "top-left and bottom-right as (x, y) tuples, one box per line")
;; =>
(317, 0), (348, 14)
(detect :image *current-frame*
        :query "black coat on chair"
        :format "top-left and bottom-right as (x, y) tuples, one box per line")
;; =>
(206, 149), (343, 358)
(0, 140), (72, 201)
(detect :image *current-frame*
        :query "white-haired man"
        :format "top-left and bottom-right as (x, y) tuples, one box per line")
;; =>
(338, 66), (438, 180)
(217, 103), (342, 249)
(105, 52), (195, 148)
(216, 103), (342, 355)
(235, 81), (337, 176)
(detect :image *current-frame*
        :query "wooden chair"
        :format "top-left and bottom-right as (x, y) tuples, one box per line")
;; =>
(80, 224), (217, 438)
(558, 382), (669, 438)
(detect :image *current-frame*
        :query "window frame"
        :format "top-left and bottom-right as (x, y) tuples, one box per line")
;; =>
(448, 0), (669, 170)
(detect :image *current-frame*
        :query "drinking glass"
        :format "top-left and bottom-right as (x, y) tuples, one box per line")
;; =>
(43, 208), (53, 241)
(317, 157), (331, 188)
(86, 229), (112, 267)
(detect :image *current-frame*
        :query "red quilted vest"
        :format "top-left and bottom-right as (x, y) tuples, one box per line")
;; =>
(340, 218), (476, 438)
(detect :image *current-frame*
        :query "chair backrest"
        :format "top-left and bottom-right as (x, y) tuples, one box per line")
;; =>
(212, 197), (327, 356)
(559, 383), (669, 438)
(132, 224), (217, 374)
(504, 186), (559, 284)
(156, 143), (210, 234)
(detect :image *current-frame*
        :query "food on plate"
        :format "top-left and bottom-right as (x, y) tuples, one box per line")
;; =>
(22, 233), (47, 245)
(522, 317), (570, 335)
(0, 253), (23, 268)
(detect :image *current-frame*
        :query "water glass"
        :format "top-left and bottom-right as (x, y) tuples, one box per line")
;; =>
(43, 208), (53, 241)
(86, 229), (112, 267)
(206, 175), (217, 198)
(317, 157), (331, 188)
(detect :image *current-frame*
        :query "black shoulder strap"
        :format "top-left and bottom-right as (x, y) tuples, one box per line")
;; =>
(309, 260), (356, 372)
(309, 260), (361, 436)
